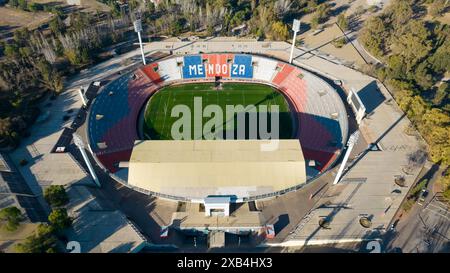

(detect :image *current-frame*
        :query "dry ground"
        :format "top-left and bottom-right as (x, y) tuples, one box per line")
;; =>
(0, 7), (54, 30)
(0, 223), (39, 253)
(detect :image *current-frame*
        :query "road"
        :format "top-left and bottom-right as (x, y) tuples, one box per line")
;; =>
(383, 165), (449, 253)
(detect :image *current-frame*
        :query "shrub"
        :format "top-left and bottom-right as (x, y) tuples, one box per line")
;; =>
(44, 185), (69, 208)
(15, 223), (57, 253)
(0, 206), (22, 231)
(48, 208), (72, 231)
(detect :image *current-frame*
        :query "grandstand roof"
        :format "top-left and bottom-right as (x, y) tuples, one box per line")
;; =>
(127, 140), (306, 199)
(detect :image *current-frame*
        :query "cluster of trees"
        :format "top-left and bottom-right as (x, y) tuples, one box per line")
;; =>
(142, 0), (323, 40)
(0, 10), (131, 148)
(359, 0), (449, 199)
(310, 2), (331, 29)
(15, 223), (58, 253)
(15, 185), (71, 253)
(5, 0), (63, 14)
(336, 13), (348, 30)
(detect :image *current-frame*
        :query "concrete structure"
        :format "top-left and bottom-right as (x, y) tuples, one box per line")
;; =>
(289, 19), (301, 63)
(333, 131), (360, 185)
(171, 201), (266, 232)
(9, 35), (427, 250)
(0, 153), (46, 222)
(65, 184), (146, 253)
(127, 140), (306, 200)
(204, 196), (231, 216)
(87, 52), (348, 203)
(135, 38), (423, 246)
(73, 133), (100, 187)
(78, 88), (88, 107)
(133, 19), (146, 65)
(347, 88), (366, 124)
(209, 231), (226, 248)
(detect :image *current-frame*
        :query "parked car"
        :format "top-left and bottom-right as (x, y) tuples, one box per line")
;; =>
(418, 189), (429, 205)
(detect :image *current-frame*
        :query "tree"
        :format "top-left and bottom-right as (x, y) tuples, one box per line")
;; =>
(414, 61), (434, 90)
(337, 14), (348, 31)
(35, 59), (64, 92)
(387, 55), (407, 79)
(15, 224), (57, 253)
(274, 0), (292, 20)
(27, 2), (42, 12)
(332, 37), (347, 48)
(146, 1), (155, 13)
(17, 0), (26, 10)
(387, 0), (413, 29)
(8, 0), (18, 8)
(310, 15), (319, 29)
(428, 38), (450, 75)
(3, 43), (19, 59)
(433, 82), (449, 106)
(392, 20), (432, 71)
(0, 206), (22, 231)
(359, 16), (386, 57)
(313, 3), (331, 24)
(44, 185), (69, 208)
(48, 208), (72, 231)
(271, 21), (289, 41)
(0, 118), (13, 147)
(49, 16), (65, 35)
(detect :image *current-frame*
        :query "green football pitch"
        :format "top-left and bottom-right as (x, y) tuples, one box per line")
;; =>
(142, 82), (294, 140)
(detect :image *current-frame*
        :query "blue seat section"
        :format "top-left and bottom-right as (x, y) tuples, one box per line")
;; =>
(88, 74), (131, 152)
(231, 55), (253, 78)
(313, 115), (343, 148)
(182, 55), (205, 79)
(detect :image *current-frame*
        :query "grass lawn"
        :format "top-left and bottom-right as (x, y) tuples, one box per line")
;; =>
(143, 82), (294, 140)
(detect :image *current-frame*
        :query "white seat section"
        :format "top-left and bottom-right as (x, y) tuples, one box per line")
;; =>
(176, 57), (184, 79)
(252, 56), (278, 82)
(158, 58), (182, 81)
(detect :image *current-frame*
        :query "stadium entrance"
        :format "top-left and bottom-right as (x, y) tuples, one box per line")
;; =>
(204, 196), (230, 217)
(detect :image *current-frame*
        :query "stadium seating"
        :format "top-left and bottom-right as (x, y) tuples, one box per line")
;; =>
(272, 63), (295, 85)
(201, 54), (234, 78)
(88, 54), (348, 174)
(89, 69), (161, 172)
(141, 63), (163, 84)
(269, 63), (347, 171)
(158, 58), (182, 82)
(252, 56), (279, 82)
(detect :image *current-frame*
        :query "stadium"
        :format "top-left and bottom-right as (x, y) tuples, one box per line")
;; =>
(87, 53), (349, 203)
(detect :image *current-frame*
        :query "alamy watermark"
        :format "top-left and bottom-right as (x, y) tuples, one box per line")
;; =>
(170, 97), (280, 151)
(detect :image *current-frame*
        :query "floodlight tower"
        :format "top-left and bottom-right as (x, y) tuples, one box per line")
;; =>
(289, 19), (301, 64)
(134, 18), (146, 65)
(73, 133), (100, 187)
(333, 131), (360, 185)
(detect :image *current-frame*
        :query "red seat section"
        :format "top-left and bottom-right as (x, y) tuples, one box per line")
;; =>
(272, 63), (295, 85)
(97, 149), (133, 173)
(302, 147), (337, 171)
(141, 63), (163, 84)
(201, 54), (234, 78)
(271, 66), (340, 172)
